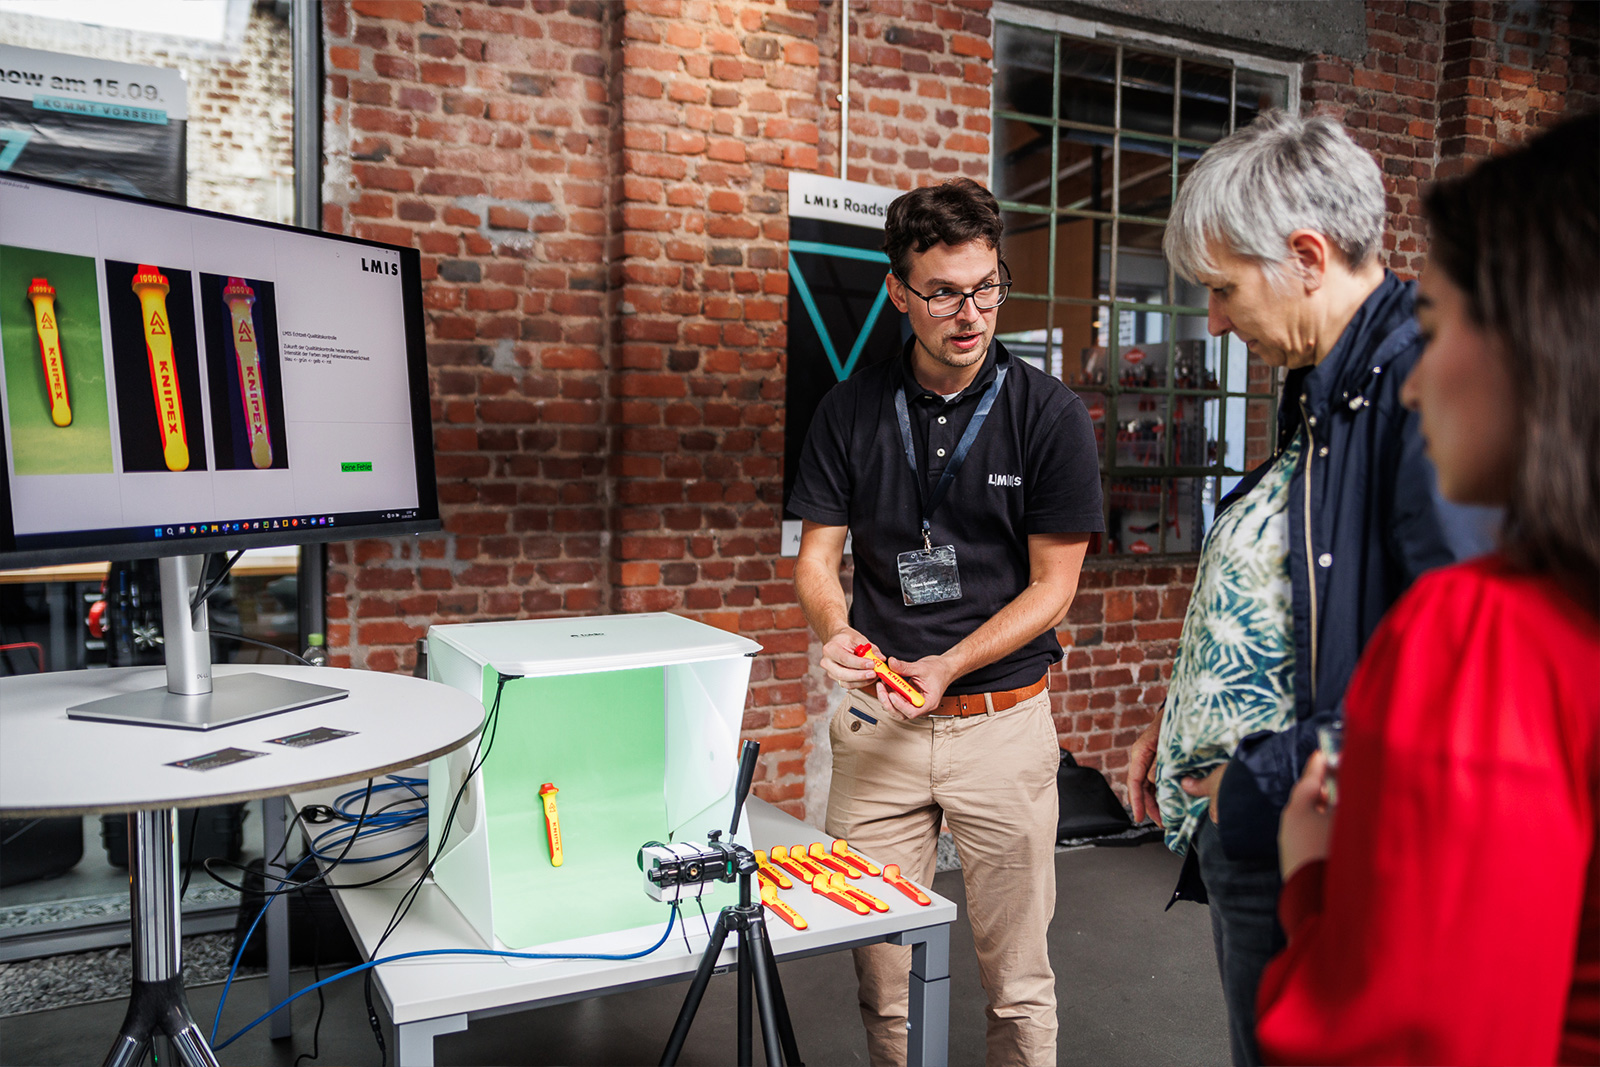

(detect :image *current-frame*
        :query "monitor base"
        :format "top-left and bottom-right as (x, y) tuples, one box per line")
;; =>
(67, 673), (347, 731)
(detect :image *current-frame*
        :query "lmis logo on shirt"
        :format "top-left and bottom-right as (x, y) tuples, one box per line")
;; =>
(988, 473), (1022, 487)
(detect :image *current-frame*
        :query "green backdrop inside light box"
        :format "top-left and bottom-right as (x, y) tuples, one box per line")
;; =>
(480, 665), (730, 948)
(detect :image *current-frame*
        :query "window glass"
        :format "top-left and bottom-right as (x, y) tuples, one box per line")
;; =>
(994, 23), (1292, 556)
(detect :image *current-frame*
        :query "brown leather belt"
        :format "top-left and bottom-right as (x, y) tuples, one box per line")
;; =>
(926, 676), (1047, 718)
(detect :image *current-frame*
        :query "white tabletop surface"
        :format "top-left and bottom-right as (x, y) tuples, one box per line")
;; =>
(0, 665), (485, 817)
(296, 793), (956, 1026)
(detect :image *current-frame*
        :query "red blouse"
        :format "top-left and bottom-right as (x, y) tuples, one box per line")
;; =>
(1256, 556), (1600, 1066)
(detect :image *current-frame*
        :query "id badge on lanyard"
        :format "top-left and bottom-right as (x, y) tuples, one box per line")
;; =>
(893, 365), (1007, 607)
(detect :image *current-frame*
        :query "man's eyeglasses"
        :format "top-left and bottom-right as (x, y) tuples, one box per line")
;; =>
(895, 260), (1012, 318)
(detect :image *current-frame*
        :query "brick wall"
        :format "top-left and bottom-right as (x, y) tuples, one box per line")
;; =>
(321, 0), (1596, 820)
(1303, 0), (1598, 279)
(0, 1), (295, 222)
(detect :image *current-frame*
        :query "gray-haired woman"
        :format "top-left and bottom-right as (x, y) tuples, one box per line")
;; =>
(1122, 110), (1488, 1067)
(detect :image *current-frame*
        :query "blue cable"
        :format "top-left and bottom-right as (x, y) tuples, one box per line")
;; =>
(211, 853), (315, 1043)
(212, 904), (682, 1051)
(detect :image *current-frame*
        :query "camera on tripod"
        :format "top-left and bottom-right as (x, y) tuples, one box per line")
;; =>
(638, 830), (744, 903)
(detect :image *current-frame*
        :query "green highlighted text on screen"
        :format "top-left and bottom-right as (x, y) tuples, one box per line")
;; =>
(341, 461), (372, 472)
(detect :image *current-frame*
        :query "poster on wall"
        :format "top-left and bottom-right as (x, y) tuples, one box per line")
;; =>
(782, 174), (905, 556)
(0, 44), (187, 204)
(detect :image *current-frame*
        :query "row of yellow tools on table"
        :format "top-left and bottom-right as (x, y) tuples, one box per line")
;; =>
(753, 839), (932, 931)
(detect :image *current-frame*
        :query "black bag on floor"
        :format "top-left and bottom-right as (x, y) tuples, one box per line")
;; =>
(232, 858), (360, 968)
(1056, 749), (1133, 842)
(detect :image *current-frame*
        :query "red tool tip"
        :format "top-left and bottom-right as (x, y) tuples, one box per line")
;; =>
(539, 783), (557, 795)
(853, 643), (871, 656)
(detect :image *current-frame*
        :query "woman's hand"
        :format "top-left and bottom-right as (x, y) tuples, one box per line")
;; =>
(1278, 750), (1335, 881)
(1126, 712), (1164, 827)
(1179, 762), (1228, 824)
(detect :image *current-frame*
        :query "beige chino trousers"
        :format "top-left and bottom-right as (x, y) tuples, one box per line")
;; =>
(825, 684), (1061, 1067)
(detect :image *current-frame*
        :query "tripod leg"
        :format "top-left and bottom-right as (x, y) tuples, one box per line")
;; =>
(745, 915), (785, 1067)
(738, 913), (753, 1067)
(758, 921), (804, 1066)
(661, 907), (734, 1067)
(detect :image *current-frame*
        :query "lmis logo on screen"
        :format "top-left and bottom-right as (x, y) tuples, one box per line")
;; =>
(360, 256), (398, 276)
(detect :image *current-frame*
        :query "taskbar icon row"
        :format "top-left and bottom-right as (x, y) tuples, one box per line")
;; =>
(153, 516), (335, 539)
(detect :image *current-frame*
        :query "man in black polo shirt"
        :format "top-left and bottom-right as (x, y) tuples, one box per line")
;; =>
(791, 178), (1103, 1066)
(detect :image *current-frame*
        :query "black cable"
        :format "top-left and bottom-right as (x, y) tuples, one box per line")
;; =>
(178, 808), (202, 901)
(209, 629), (314, 667)
(292, 877), (326, 1067)
(190, 550), (246, 615)
(204, 781), (377, 900)
(362, 671), (512, 1066)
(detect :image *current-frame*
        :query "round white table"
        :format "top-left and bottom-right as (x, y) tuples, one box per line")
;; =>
(0, 663), (485, 1067)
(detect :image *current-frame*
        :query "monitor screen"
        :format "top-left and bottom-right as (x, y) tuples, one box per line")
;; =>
(0, 173), (439, 567)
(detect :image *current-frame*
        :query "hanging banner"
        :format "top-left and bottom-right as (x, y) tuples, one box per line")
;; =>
(782, 174), (904, 555)
(0, 45), (187, 204)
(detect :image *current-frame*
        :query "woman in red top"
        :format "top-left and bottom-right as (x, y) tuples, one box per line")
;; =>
(1255, 112), (1599, 1066)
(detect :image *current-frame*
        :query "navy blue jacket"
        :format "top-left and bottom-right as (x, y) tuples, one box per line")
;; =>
(1212, 272), (1480, 862)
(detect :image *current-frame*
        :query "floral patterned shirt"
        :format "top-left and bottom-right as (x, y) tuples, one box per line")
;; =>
(1154, 432), (1303, 854)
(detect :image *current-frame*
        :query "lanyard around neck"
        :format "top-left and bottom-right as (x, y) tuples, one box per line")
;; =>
(893, 364), (1008, 549)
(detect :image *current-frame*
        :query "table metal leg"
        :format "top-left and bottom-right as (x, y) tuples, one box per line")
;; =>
(262, 795), (292, 1039)
(394, 1013), (468, 1067)
(103, 809), (220, 1067)
(891, 923), (950, 1067)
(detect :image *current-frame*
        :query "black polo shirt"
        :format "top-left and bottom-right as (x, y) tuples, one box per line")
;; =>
(790, 337), (1104, 694)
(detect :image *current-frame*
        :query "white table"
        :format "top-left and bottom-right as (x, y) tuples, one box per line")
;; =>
(300, 792), (956, 1066)
(0, 664), (485, 1067)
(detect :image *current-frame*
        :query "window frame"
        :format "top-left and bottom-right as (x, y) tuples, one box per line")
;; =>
(991, 3), (1301, 556)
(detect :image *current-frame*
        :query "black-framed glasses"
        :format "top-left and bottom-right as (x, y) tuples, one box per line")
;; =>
(895, 259), (1013, 318)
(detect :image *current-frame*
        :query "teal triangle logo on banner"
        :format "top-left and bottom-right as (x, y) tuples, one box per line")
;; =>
(788, 240), (893, 383)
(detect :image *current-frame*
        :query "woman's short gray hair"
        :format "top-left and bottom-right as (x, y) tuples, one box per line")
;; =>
(1164, 110), (1385, 287)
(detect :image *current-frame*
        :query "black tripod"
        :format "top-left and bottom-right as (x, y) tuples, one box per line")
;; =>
(659, 743), (804, 1067)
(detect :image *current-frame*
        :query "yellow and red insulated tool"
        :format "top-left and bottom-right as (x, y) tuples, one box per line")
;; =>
(131, 264), (189, 471)
(807, 841), (858, 879)
(767, 845), (814, 884)
(833, 874), (889, 914)
(223, 277), (273, 468)
(538, 783), (563, 867)
(753, 849), (793, 890)
(832, 838), (881, 877)
(853, 643), (925, 708)
(790, 844), (833, 883)
(811, 870), (869, 915)
(880, 863), (932, 906)
(26, 278), (70, 427)
(760, 883), (808, 930)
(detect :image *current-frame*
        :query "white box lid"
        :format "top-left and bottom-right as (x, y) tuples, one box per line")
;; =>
(428, 612), (762, 677)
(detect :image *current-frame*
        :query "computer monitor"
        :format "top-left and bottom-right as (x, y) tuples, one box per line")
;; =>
(0, 173), (441, 727)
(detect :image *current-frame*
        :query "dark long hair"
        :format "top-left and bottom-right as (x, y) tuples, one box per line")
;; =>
(883, 178), (1003, 280)
(1424, 112), (1600, 611)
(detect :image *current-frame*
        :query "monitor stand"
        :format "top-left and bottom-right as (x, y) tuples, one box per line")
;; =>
(67, 554), (347, 730)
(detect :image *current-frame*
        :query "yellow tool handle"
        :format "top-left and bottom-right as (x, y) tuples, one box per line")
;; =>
(768, 846), (814, 884)
(538, 784), (563, 867)
(832, 838), (881, 877)
(132, 268), (188, 471)
(753, 850), (793, 890)
(880, 863), (932, 906)
(811, 872), (869, 915)
(28, 281), (70, 427)
(225, 282), (272, 468)
(808, 841), (860, 878)
(760, 884), (808, 930)
(841, 879), (890, 914)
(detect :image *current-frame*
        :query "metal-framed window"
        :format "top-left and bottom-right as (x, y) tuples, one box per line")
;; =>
(990, 5), (1300, 556)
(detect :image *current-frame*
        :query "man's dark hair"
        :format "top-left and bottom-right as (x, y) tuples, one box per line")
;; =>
(1423, 111), (1599, 611)
(883, 177), (1003, 280)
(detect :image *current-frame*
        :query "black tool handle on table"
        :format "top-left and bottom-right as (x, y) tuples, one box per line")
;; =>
(727, 740), (760, 837)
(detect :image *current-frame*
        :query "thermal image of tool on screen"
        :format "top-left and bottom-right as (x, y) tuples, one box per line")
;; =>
(131, 264), (189, 471)
(27, 278), (71, 427)
(223, 277), (273, 468)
